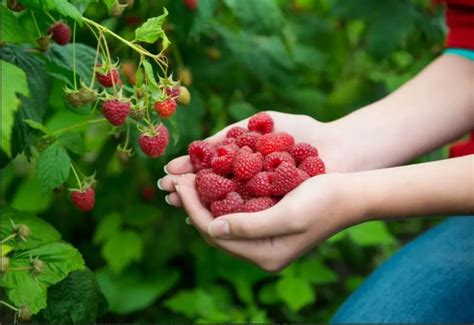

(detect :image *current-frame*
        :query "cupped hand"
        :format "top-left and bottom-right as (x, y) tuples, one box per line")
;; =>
(163, 172), (362, 272)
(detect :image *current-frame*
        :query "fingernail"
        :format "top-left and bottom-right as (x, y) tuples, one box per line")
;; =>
(163, 165), (169, 175)
(185, 217), (192, 225)
(156, 178), (164, 190)
(164, 195), (172, 205)
(208, 219), (230, 237)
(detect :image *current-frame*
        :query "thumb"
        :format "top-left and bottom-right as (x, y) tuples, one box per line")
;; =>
(208, 207), (305, 239)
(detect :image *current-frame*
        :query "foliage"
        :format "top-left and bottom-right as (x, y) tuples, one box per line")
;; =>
(1, 0), (445, 323)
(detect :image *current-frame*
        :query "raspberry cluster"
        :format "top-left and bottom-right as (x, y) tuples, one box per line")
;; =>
(188, 112), (326, 217)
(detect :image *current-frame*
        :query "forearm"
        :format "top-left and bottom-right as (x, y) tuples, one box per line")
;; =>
(346, 156), (474, 223)
(330, 55), (474, 172)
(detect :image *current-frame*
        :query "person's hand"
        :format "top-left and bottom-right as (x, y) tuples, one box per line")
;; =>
(162, 172), (362, 272)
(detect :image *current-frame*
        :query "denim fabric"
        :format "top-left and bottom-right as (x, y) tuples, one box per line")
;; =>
(444, 48), (474, 60)
(331, 217), (474, 324)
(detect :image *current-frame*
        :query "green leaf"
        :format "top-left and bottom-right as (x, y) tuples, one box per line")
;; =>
(3, 242), (85, 314)
(1, 207), (61, 250)
(44, 0), (83, 24)
(297, 259), (338, 285)
(96, 268), (179, 314)
(24, 119), (51, 135)
(134, 8), (170, 49)
(11, 176), (54, 213)
(93, 212), (122, 244)
(1, 60), (29, 157)
(275, 276), (315, 312)
(1, 9), (31, 43)
(123, 204), (159, 227)
(228, 101), (257, 121)
(347, 221), (396, 246)
(36, 269), (107, 324)
(37, 143), (71, 195)
(165, 289), (226, 320)
(57, 132), (85, 155)
(101, 230), (143, 274)
(1, 244), (14, 256)
(141, 60), (159, 88)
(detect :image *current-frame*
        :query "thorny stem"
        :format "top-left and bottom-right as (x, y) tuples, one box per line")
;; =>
(0, 301), (19, 312)
(49, 118), (107, 137)
(0, 234), (17, 245)
(30, 11), (42, 38)
(70, 164), (82, 189)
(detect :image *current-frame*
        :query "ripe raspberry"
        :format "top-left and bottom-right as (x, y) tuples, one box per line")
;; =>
(299, 156), (325, 177)
(196, 173), (236, 204)
(271, 162), (302, 196)
(71, 187), (95, 212)
(155, 98), (177, 119)
(211, 154), (234, 175)
(183, 0), (197, 11)
(195, 168), (213, 191)
(141, 185), (156, 202)
(226, 126), (247, 139)
(215, 143), (239, 156)
(96, 66), (122, 88)
(102, 99), (130, 126)
(139, 124), (169, 158)
(290, 143), (318, 164)
(236, 131), (261, 150)
(233, 152), (263, 181)
(210, 192), (244, 217)
(248, 112), (274, 134)
(246, 172), (273, 197)
(232, 177), (253, 200)
(48, 22), (71, 45)
(255, 132), (295, 156)
(243, 197), (276, 213)
(188, 141), (215, 171)
(297, 169), (310, 182)
(166, 86), (180, 98)
(263, 151), (295, 171)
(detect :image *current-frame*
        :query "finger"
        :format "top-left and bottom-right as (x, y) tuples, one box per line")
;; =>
(165, 156), (194, 175)
(157, 175), (178, 192)
(174, 174), (214, 233)
(164, 192), (182, 207)
(207, 204), (305, 239)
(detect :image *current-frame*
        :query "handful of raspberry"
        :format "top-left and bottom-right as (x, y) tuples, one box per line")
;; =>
(187, 112), (326, 217)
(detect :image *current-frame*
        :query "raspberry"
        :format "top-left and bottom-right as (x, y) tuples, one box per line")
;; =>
(246, 171), (273, 197)
(210, 192), (244, 217)
(7, 0), (25, 12)
(290, 143), (318, 164)
(236, 131), (261, 150)
(255, 132), (295, 156)
(233, 152), (263, 181)
(243, 197), (276, 213)
(188, 141), (215, 171)
(48, 22), (71, 45)
(96, 66), (122, 88)
(196, 173), (236, 204)
(195, 168), (213, 191)
(226, 126), (247, 139)
(248, 112), (274, 134)
(183, 0), (197, 11)
(232, 177), (253, 200)
(102, 99), (130, 126)
(155, 98), (177, 119)
(271, 162), (302, 196)
(299, 156), (325, 177)
(297, 169), (310, 182)
(177, 86), (191, 105)
(139, 124), (169, 158)
(166, 86), (181, 98)
(215, 144), (239, 156)
(211, 154), (234, 175)
(263, 151), (295, 171)
(18, 305), (32, 322)
(71, 187), (95, 212)
(141, 185), (156, 202)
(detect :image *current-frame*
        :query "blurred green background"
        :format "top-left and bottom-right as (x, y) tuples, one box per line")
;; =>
(1, 0), (448, 322)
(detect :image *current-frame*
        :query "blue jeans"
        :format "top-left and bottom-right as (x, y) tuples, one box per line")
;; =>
(331, 217), (474, 323)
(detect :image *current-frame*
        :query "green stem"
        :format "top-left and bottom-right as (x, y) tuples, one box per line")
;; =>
(70, 164), (82, 189)
(43, 10), (56, 24)
(0, 233), (17, 244)
(0, 301), (19, 312)
(72, 21), (77, 90)
(30, 11), (42, 38)
(124, 123), (130, 148)
(89, 40), (101, 88)
(100, 31), (117, 95)
(50, 118), (107, 137)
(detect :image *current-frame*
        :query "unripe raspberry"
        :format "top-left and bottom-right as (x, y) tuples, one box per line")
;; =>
(18, 305), (32, 322)
(177, 86), (191, 105)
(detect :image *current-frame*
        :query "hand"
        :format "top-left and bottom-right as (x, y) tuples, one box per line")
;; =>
(163, 172), (362, 272)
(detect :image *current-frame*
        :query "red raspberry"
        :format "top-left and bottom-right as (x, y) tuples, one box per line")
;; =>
(263, 151), (295, 171)
(141, 185), (156, 202)
(226, 126), (247, 139)
(48, 22), (71, 45)
(290, 143), (318, 164)
(71, 187), (95, 212)
(215, 144), (239, 156)
(271, 162), (303, 196)
(183, 0), (197, 11)
(102, 99), (130, 126)
(255, 132), (295, 156)
(299, 156), (325, 177)
(210, 192), (244, 217)
(139, 124), (169, 158)
(188, 141), (215, 171)
(196, 173), (236, 204)
(165, 86), (180, 98)
(211, 155), (234, 175)
(96, 66), (122, 88)
(236, 131), (261, 150)
(248, 112), (274, 134)
(243, 197), (276, 213)
(219, 138), (237, 146)
(233, 152), (263, 181)
(232, 177), (253, 200)
(246, 171), (274, 197)
(297, 169), (310, 182)
(155, 98), (177, 119)
(195, 168), (213, 191)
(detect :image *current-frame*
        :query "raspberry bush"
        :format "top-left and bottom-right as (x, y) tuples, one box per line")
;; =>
(1, 0), (446, 323)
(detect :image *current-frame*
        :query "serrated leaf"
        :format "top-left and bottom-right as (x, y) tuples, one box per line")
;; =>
(44, 0), (83, 24)
(101, 230), (143, 274)
(11, 176), (54, 213)
(223, 0), (283, 34)
(57, 132), (85, 155)
(134, 8), (170, 49)
(36, 143), (71, 194)
(275, 276), (315, 312)
(164, 289), (226, 320)
(24, 119), (51, 135)
(96, 268), (179, 314)
(141, 60), (159, 88)
(1, 207), (60, 250)
(36, 269), (107, 324)
(1, 60), (29, 157)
